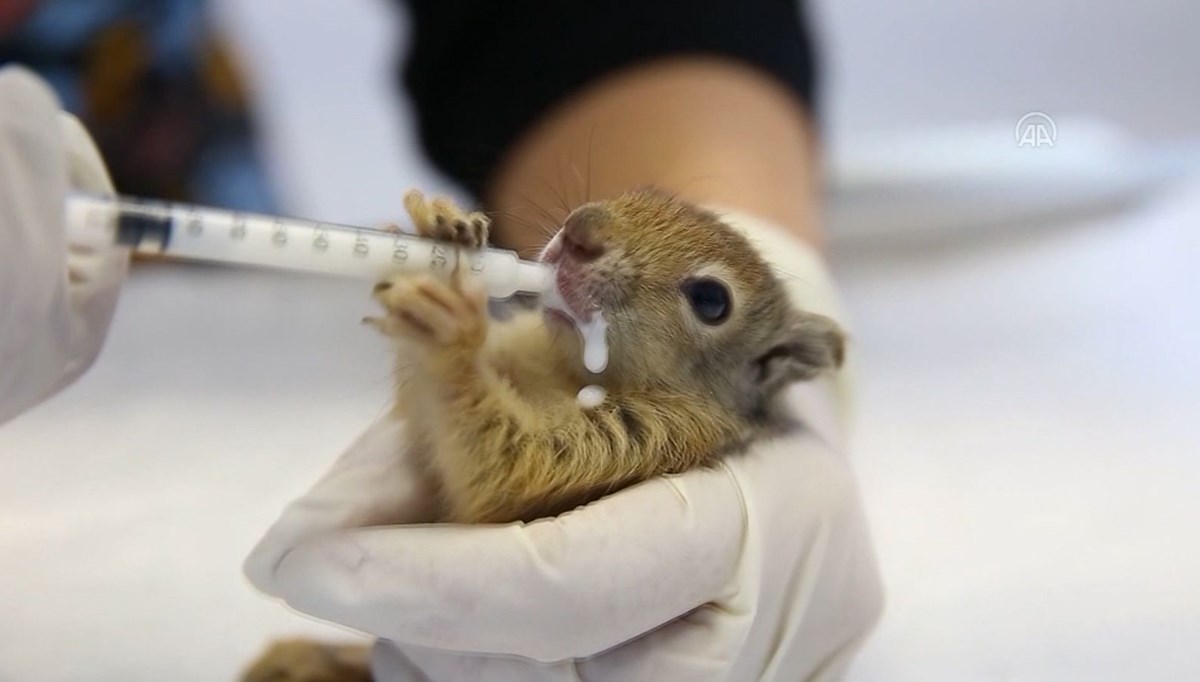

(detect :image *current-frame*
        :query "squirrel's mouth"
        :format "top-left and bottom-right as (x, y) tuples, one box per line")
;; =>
(543, 263), (597, 324)
(538, 232), (599, 324)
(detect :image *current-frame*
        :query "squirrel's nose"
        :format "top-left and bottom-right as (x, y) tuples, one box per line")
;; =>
(561, 205), (606, 263)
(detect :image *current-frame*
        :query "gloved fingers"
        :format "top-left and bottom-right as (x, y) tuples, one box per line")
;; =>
(244, 415), (443, 597)
(0, 64), (68, 267)
(0, 70), (129, 393)
(267, 462), (746, 663)
(59, 109), (125, 265)
(0, 65), (74, 423)
(57, 111), (129, 370)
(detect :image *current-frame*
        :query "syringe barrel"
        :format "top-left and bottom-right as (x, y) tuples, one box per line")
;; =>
(65, 193), (551, 298)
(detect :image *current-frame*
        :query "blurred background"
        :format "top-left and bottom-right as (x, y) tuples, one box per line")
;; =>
(1, 1), (1198, 680)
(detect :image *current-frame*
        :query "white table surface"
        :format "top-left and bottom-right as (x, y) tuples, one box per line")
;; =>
(837, 177), (1200, 681)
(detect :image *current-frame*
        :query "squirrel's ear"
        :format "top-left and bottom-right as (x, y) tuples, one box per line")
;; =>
(752, 312), (845, 394)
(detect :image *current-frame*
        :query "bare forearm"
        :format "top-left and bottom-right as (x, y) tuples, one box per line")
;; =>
(486, 57), (825, 256)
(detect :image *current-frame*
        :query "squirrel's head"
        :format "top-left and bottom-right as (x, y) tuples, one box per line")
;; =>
(539, 189), (844, 421)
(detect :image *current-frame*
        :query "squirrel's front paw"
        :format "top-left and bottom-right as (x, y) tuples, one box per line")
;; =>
(403, 189), (489, 249)
(367, 274), (487, 352)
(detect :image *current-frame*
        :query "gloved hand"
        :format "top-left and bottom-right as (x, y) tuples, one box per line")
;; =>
(0, 65), (128, 425)
(244, 211), (883, 681)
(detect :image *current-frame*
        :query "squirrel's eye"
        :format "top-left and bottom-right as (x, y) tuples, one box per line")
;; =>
(682, 277), (731, 325)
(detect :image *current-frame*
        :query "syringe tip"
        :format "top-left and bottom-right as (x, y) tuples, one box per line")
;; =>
(514, 260), (554, 296)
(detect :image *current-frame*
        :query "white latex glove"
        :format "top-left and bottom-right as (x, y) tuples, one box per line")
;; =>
(0, 65), (128, 425)
(245, 211), (883, 681)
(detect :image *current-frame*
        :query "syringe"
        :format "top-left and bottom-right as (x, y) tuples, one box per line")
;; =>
(65, 193), (552, 299)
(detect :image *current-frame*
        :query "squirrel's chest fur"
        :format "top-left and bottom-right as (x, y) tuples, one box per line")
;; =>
(391, 310), (747, 523)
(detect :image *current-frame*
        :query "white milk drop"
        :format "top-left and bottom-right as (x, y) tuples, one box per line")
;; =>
(578, 312), (609, 373)
(539, 281), (610, 408)
(576, 384), (608, 409)
(575, 313), (609, 407)
(540, 283), (610, 374)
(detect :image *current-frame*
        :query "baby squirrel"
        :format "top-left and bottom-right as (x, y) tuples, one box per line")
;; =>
(240, 188), (844, 682)
(371, 188), (844, 523)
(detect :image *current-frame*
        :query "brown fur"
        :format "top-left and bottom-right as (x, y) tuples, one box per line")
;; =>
(241, 188), (844, 680)
(239, 639), (371, 682)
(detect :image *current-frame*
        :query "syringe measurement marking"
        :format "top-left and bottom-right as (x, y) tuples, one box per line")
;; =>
(393, 240), (409, 264)
(430, 244), (449, 270)
(231, 215), (247, 240)
(186, 209), (203, 236)
(271, 220), (288, 246)
(353, 232), (370, 258)
(312, 225), (330, 251)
